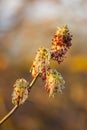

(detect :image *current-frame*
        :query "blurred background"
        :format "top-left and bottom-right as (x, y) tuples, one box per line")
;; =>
(0, 0), (87, 130)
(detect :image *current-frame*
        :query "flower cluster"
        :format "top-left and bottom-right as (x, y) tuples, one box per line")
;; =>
(45, 69), (65, 97)
(30, 25), (72, 97)
(51, 25), (72, 63)
(30, 47), (50, 80)
(12, 79), (29, 106)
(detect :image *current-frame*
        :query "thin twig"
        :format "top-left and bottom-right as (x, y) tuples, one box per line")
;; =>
(0, 105), (18, 125)
(29, 73), (39, 88)
(0, 74), (39, 125)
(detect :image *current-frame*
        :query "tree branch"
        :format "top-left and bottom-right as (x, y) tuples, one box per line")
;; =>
(0, 105), (18, 125)
(0, 74), (39, 125)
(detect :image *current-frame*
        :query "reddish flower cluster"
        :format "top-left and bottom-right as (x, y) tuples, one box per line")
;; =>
(51, 25), (72, 63)
(30, 25), (72, 97)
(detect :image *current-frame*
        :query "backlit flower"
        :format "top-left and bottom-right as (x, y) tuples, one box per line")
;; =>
(51, 25), (72, 63)
(45, 69), (65, 97)
(31, 47), (50, 80)
(12, 78), (29, 106)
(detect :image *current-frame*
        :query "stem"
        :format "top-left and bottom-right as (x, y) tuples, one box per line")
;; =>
(0, 105), (18, 125)
(28, 74), (39, 93)
(29, 73), (39, 88)
(0, 74), (39, 125)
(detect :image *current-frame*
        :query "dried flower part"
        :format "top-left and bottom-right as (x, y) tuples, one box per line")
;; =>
(12, 79), (29, 106)
(51, 25), (72, 63)
(45, 69), (65, 97)
(31, 47), (50, 80)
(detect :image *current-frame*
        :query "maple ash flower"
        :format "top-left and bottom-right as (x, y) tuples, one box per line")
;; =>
(51, 25), (72, 63)
(31, 47), (50, 80)
(45, 69), (65, 97)
(12, 78), (29, 106)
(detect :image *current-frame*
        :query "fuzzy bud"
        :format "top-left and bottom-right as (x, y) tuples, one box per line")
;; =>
(31, 47), (50, 80)
(12, 79), (29, 106)
(45, 69), (65, 97)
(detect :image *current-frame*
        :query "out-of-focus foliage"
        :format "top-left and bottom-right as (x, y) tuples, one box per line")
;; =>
(0, 0), (87, 130)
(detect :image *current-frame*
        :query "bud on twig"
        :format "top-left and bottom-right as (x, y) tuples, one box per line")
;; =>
(51, 25), (72, 63)
(31, 47), (50, 80)
(45, 69), (65, 97)
(12, 79), (29, 106)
